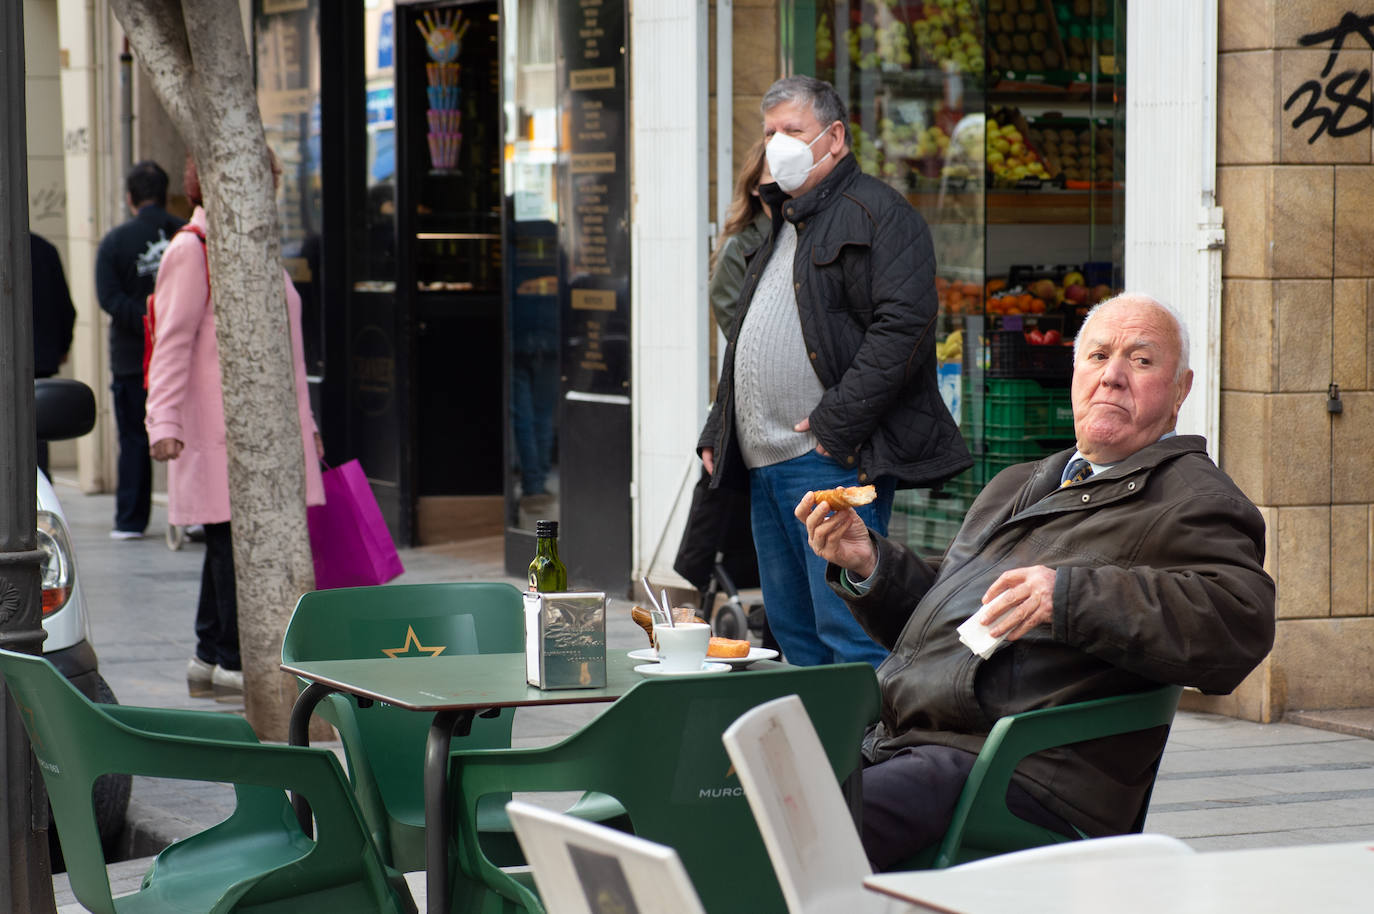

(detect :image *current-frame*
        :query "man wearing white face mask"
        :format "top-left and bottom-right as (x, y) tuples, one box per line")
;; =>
(698, 75), (971, 668)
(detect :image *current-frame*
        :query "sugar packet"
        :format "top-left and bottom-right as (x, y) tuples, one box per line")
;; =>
(956, 606), (1008, 660)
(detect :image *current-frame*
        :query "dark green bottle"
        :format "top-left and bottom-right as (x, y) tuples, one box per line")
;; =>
(528, 520), (567, 592)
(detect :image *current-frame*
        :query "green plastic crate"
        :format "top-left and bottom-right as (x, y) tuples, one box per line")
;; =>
(983, 378), (1075, 441)
(985, 379), (1052, 437)
(986, 435), (1055, 462)
(1049, 400), (1075, 438)
(892, 489), (972, 555)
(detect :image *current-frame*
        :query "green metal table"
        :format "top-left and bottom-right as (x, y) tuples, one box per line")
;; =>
(281, 650), (643, 914)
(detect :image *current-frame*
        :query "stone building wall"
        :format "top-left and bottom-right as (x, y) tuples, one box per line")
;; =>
(1197, 0), (1374, 720)
(708, 0), (779, 381)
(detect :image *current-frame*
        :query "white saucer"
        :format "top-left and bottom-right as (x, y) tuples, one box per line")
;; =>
(706, 647), (779, 669)
(634, 662), (730, 678)
(629, 647), (778, 669)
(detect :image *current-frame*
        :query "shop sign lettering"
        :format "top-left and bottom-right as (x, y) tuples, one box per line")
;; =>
(1284, 12), (1374, 143)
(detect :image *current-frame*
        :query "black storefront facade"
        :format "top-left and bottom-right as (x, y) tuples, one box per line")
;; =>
(253, 0), (631, 588)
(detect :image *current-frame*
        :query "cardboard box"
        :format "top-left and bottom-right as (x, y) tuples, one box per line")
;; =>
(524, 591), (607, 690)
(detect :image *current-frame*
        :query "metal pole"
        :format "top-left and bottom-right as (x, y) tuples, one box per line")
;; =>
(0, 0), (59, 907)
(715, 0), (732, 234)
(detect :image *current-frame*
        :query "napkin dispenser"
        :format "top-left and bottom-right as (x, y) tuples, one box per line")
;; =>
(524, 591), (607, 689)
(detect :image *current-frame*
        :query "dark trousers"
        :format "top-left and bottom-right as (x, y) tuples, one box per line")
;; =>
(511, 349), (558, 495)
(195, 521), (240, 671)
(861, 744), (1077, 871)
(110, 374), (151, 533)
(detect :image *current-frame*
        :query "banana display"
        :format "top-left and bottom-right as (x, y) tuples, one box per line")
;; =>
(936, 328), (964, 362)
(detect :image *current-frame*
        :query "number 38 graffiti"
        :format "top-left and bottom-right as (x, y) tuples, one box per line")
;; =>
(1285, 12), (1374, 144)
(1284, 69), (1373, 143)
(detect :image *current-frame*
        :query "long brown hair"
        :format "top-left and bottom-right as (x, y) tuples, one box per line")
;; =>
(712, 138), (768, 271)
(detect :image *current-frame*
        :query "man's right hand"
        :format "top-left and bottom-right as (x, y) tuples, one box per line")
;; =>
(794, 491), (877, 580)
(151, 438), (183, 461)
(701, 447), (714, 475)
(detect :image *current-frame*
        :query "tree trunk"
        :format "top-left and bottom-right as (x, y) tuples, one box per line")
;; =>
(111, 0), (315, 739)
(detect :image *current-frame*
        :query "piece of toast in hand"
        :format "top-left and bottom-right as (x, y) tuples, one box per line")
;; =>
(811, 484), (877, 510)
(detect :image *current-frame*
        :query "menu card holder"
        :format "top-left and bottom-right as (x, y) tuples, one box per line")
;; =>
(524, 591), (607, 690)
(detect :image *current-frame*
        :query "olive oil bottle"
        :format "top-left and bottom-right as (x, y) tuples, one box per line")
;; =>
(527, 520), (567, 592)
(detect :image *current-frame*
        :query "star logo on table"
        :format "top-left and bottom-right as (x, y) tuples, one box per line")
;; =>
(381, 625), (447, 659)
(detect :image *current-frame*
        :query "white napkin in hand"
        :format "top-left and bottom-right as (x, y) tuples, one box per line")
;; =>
(957, 607), (1007, 660)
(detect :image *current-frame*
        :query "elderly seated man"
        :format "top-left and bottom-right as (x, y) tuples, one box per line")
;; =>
(796, 293), (1276, 870)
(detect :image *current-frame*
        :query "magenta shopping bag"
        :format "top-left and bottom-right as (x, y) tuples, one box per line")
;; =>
(307, 459), (404, 589)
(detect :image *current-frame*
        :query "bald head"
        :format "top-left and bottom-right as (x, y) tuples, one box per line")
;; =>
(1074, 294), (1190, 381)
(1070, 293), (1194, 463)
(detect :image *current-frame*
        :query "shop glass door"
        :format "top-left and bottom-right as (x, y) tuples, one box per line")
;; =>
(502, 0), (560, 533)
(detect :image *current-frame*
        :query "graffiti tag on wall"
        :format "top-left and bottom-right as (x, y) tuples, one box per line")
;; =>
(1284, 12), (1374, 144)
(30, 184), (65, 224)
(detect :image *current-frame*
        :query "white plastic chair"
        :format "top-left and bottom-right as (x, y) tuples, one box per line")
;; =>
(721, 694), (895, 914)
(506, 799), (707, 914)
(954, 832), (1195, 870)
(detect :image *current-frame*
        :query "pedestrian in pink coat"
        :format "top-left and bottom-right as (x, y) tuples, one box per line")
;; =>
(146, 154), (324, 697)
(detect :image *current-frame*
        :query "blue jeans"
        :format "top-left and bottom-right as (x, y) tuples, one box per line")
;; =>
(511, 350), (558, 495)
(749, 450), (894, 667)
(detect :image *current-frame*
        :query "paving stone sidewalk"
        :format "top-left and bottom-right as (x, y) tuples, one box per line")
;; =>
(43, 477), (1374, 911)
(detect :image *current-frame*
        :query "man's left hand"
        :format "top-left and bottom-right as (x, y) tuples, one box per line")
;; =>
(980, 565), (1057, 641)
(793, 416), (830, 457)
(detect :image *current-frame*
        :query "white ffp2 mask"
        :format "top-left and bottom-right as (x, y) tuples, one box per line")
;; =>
(766, 126), (834, 193)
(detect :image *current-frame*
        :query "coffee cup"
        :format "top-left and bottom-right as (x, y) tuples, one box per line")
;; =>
(652, 621), (710, 672)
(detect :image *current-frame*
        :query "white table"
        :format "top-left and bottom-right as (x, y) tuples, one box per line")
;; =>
(864, 841), (1374, 914)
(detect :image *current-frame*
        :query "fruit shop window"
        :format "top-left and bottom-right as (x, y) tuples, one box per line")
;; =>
(807, 3), (987, 194)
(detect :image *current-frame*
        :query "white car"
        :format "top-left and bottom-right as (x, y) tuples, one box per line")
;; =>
(35, 379), (130, 862)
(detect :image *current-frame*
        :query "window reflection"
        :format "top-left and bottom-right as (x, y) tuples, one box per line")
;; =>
(256, 0), (325, 373)
(358, 0), (397, 290)
(504, 0), (559, 529)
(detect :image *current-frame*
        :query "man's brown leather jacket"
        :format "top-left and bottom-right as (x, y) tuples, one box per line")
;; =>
(828, 435), (1276, 836)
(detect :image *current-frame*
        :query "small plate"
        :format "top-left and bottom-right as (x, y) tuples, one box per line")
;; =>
(705, 647), (779, 670)
(633, 662), (730, 678)
(627, 648), (660, 662)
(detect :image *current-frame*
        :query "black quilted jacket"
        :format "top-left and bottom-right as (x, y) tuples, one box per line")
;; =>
(699, 153), (971, 490)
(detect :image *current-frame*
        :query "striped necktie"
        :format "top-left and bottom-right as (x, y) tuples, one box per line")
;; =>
(1061, 457), (1093, 488)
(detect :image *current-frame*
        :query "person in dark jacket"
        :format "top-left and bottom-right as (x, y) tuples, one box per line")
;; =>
(31, 231), (77, 476)
(797, 294), (1276, 870)
(698, 75), (970, 668)
(95, 160), (185, 540)
(31, 232), (75, 379)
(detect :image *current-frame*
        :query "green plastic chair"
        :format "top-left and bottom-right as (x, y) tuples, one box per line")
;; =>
(281, 582), (625, 872)
(906, 684), (1184, 870)
(448, 663), (882, 914)
(0, 647), (414, 914)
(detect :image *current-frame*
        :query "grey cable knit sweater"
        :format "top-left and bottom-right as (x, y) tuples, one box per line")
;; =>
(732, 222), (825, 469)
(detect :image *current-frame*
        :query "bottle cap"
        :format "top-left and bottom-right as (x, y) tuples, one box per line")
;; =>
(535, 520), (559, 538)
